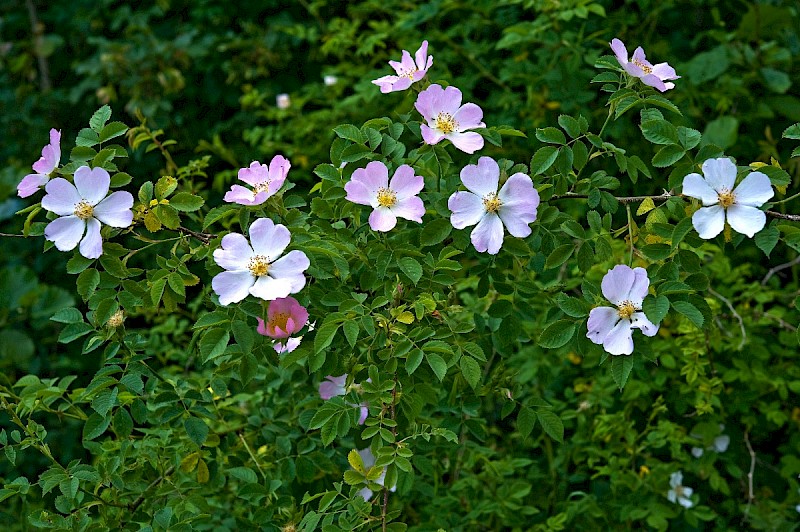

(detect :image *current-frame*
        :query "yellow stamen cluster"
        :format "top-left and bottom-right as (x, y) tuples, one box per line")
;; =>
(482, 193), (502, 213)
(248, 255), (270, 277)
(617, 300), (636, 320)
(271, 312), (290, 332)
(74, 200), (94, 220)
(435, 112), (458, 135)
(400, 68), (418, 80)
(632, 59), (652, 75)
(253, 181), (271, 194)
(718, 189), (735, 208)
(376, 187), (397, 208)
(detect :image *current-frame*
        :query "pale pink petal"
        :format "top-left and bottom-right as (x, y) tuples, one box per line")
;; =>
(224, 184), (260, 206)
(624, 62), (646, 78)
(256, 317), (268, 336)
(358, 448), (375, 468)
(726, 204), (766, 238)
(470, 213), (504, 254)
(249, 218), (290, 258)
(44, 215), (85, 252)
(414, 41), (429, 71)
(358, 488), (373, 502)
(74, 166), (110, 205)
(389, 165), (423, 200)
(453, 103), (485, 130)
(398, 50), (415, 72)
(461, 157), (500, 197)
(651, 62), (679, 80)
(421, 124), (445, 145)
(212, 270), (255, 305)
(602, 320), (634, 355)
(631, 311), (659, 336)
(352, 161), (389, 199)
(692, 205), (725, 239)
(274, 337), (302, 353)
(238, 161), (268, 187)
(641, 74), (670, 92)
(610, 38), (628, 66)
(31, 129), (61, 174)
(497, 173), (539, 237)
(345, 180), (376, 206)
(627, 267), (650, 307)
(601, 265), (635, 306)
(438, 85), (463, 116)
(701, 158), (736, 193)
(213, 233), (254, 271)
(269, 250), (310, 280)
(267, 155), (290, 194)
(586, 306), (619, 345)
(369, 207), (398, 232)
(372, 75), (401, 93)
(42, 178), (81, 216)
(447, 131), (484, 154)
(631, 46), (647, 63)
(93, 191), (134, 227)
(17, 173), (49, 198)
(448, 191), (484, 229)
(79, 218), (103, 259)
(358, 403), (369, 425)
(414, 84), (443, 120)
(732, 171), (773, 207)
(391, 196), (424, 223)
(682, 173), (719, 206)
(319, 375), (347, 399)
(663, 82), (676, 90)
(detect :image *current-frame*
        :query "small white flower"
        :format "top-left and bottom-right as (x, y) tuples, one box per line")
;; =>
(276, 93), (291, 109)
(667, 471), (694, 509)
(323, 75), (338, 86)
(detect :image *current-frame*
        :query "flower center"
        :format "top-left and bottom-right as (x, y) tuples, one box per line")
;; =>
(400, 67), (417, 79)
(482, 193), (502, 213)
(376, 187), (397, 208)
(632, 59), (652, 75)
(718, 189), (735, 208)
(617, 300), (636, 320)
(248, 255), (270, 277)
(435, 112), (458, 135)
(74, 200), (94, 220)
(674, 485), (685, 498)
(253, 180), (271, 194)
(271, 312), (290, 332)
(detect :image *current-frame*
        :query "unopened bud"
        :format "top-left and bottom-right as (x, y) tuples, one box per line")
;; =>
(107, 310), (125, 328)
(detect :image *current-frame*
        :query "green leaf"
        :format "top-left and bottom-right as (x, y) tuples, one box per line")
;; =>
(170, 192), (205, 212)
(420, 219), (453, 247)
(558, 115), (580, 138)
(98, 121), (128, 143)
(652, 145), (685, 167)
(199, 328), (230, 361)
(642, 295), (669, 325)
(555, 294), (589, 318)
(545, 244), (574, 269)
(425, 353), (447, 381)
(530, 146), (559, 176)
(405, 348), (424, 375)
(314, 163), (340, 182)
(343, 320), (359, 347)
(82, 413), (111, 441)
(755, 225), (780, 257)
(610, 356), (634, 390)
(459, 356), (481, 389)
(672, 300), (704, 329)
(538, 320), (576, 349)
(228, 466), (258, 484)
(91, 388), (118, 417)
(671, 217), (695, 249)
(397, 257), (423, 285)
(314, 321), (340, 353)
(536, 127), (566, 145)
(782, 123), (800, 139)
(517, 406), (536, 440)
(76, 269), (100, 301)
(677, 127), (702, 150)
(641, 244), (672, 261)
(50, 308), (83, 324)
(640, 120), (678, 145)
(89, 105), (112, 133)
(535, 410), (564, 442)
(333, 124), (367, 144)
(184, 417), (209, 447)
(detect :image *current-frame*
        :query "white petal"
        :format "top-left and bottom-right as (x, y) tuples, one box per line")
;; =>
(586, 306), (619, 345)
(44, 216), (85, 252)
(630, 311), (658, 336)
(460, 157), (499, 197)
(369, 207), (398, 232)
(470, 213), (504, 254)
(250, 275), (295, 301)
(79, 218), (103, 259)
(42, 178), (81, 216)
(74, 166), (110, 205)
(732, 171), (773, 207)
(701, 158), (736, 192)
(92, 191), (134, 227)
(213, 233), (254, 271)
(602, 320), (634, 355)
(692, 205), (725, 239)
(212, 270), (255, 305)
(691, 447), (704, 458)
(627, 268), (651, 307)
(682, 173), (718, 206)
(713, 435), (730, 453)
(249, 218), (290, 258)
(670, 471), (683, 488)
(726, 204), (766, 238)
(448, 191), (484, 229)
(601, 265), (635, 306)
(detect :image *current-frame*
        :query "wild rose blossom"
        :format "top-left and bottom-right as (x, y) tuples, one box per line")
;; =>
(372, 40), (433, 93)
(256, 296), (308, 339)
(415, 84), (485, 154)
(224, 156), (291, 206)
(586, 265), (659, 355)
(344, 161), (424, 232)
(682, 157), (773, 239)
(18, 129), (61, 198)
(667, 471), (694, 509)
(691, 425), (730, 458)
(319, 374), (369, 425)
(41, 166), (133, 259)
(610, 38), (680, 92)
(353, 448), (396, 501)
(211, 218), (310, 306)
(448, 157), (539, 255)
(276, 94), (290, 109)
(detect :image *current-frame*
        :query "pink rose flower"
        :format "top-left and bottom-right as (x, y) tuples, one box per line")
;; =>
(372, 41), (433, 93)
(18, 128), (61, 198)
(224, 156), (290, 206)
(415, 84), (486, 154)
(610, 38), (680, 92)
(344, 161), (425, 232)
(256, 296), (309, 339)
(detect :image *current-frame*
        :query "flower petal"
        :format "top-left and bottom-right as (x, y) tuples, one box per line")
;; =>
(42, 178), (81, 216)
(93, 191), (133, 227)
(414, 40), (429, 71)
(453, 103), (484, 130)
(74, 166), (110, 205)
(448, 191), (484, 229)
(610, 38), (628, 66)
(601, 265), (635, 306)
(79, 218), (103, 259)
(586, 306), (619, 345)
(682, 172), (718, 205)
(389, 165), (423, 200)
(358, 403), (369, 425)
(391, 196), (425, 223)
(319, 375), (346, 399)
(630, 311), (659, 336)
(31, 128), (61, 174)
(238, 161), (268, 187)
(268, 250), (310, 294)
(651, 62), (679, 80)
(369, 206), (398, 231)
(344, 180), (374, 206)
(447, 131), (484, 154)
(627, 267), (650, 307)
(461, 157), (499, 197)
(267, 154), (291, 193)
(44, 215), (85, 252)
(437, 85), (463, 116)
(701, 158), (736, 192)
(726, 204), (766, 238)
(498, 173), (539, 237)
(421, 124), (445, 145)
(602, 320), (634, 355)
(732, 171), (773, 207)
(692, 205), (725, 239)
(414, 84), (444, 121)
(213, 232), (254, 271)
(641, 74), (669, 92)
(250, 275), (294, 301)
(224, 184), (260, 205)
(352, 161), (389, 200)
(17, 173), (49, 198)
(249, 218), (290, 258)
(212, 270), (255, 306)
(470, 213), (504, 254)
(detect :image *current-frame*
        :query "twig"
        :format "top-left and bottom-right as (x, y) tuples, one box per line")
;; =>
(742, 431), (756, 525)
(0, 232), (26, 238)
(238, 432), (268, 483)
(178, 226), (216, 245)
(129, 465), (175, 512)
(766, 210), (800, 222)
(381, 372), (398, 532)
(549, 191), (674, 204)
(708, 288), (746, 350)
(761, 255), (800, 286)
(25, 0), (51, 91)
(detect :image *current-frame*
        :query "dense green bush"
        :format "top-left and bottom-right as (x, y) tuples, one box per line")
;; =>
(1, 1), (800, 530)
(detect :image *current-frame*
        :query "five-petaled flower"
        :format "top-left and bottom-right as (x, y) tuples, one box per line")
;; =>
(256, 296), (308, 339)
(448, 157), (539, 255)
(415, 84), (486, 154)
(41, 166), (134, 259)
(372, 41), (433, 93)
(610, 38), (680, 92)
(586, 265), (659, 355)
(682, 157), (773, 239)
(352, 447), (396, 501)
(344, 161), (425, 232)
(18, 129), (61, 198)
(667, 471), (694, 509)
(318, 375), (369, 425)
(224, 156), (291, 206)
(211, 218), (310, 306)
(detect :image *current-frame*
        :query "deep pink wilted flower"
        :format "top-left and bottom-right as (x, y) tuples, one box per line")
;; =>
(372, 41), (433, 93)
(586, 265), (659, 355)
(211, 218), (310, 306)
(319, 374), (369, 425)
(344, 161), (425, 232)
(256, 296), (309, 339)
(41, 166), (133, 259)
(18, 129), (61, 198)
(610, 38), (680, 92)
(415, 84), (485, 154)
(224, 156), (290, 206)
(448, 157), (539, 255)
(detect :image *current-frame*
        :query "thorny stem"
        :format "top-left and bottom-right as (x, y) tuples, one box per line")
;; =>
(178, 226), (217, 244)
(626, 204), (634, 266)
(381, 372), (399, 532)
